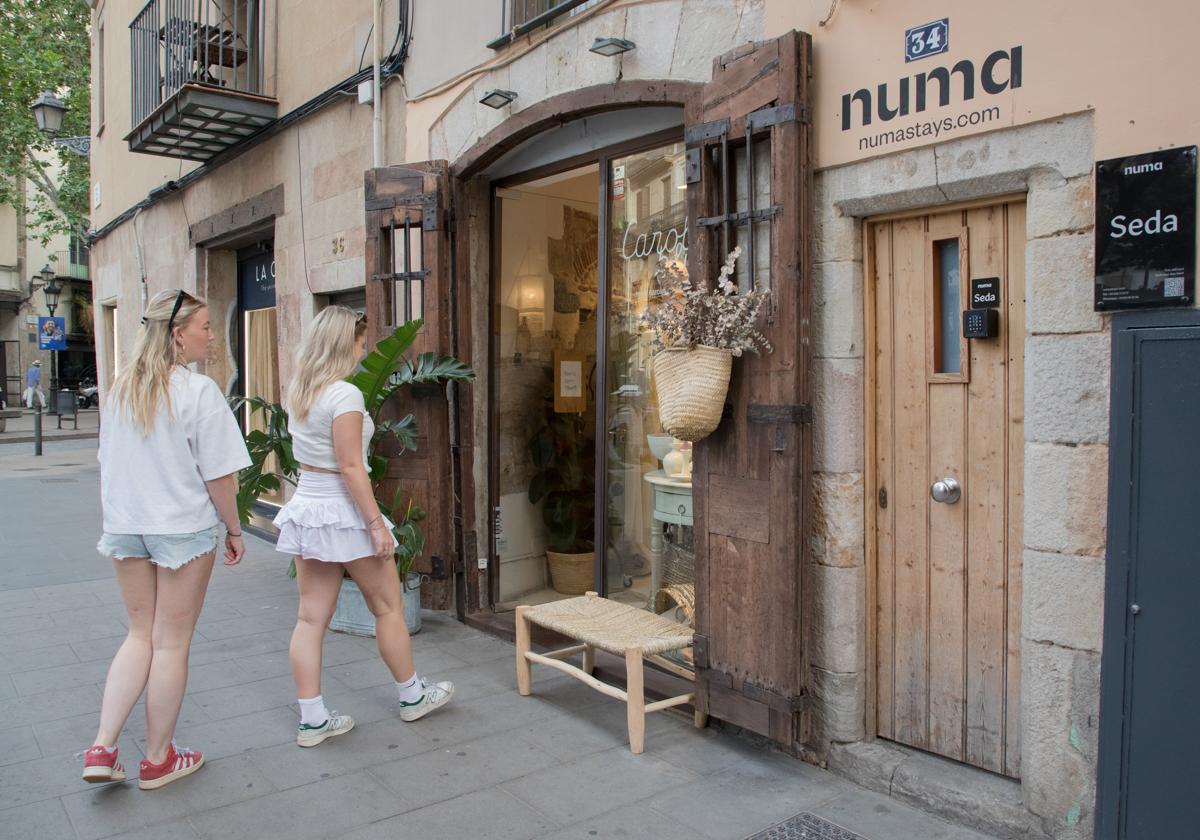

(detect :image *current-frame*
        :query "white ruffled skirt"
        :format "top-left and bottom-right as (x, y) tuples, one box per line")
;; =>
(273, 472), (397, 563)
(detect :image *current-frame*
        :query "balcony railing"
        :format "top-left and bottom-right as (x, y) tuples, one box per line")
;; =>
(127, 0), (276, 161)
(488, 0), (601, 48)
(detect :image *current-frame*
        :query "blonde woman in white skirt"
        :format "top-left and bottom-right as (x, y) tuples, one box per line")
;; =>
(274, 306), (453, 747)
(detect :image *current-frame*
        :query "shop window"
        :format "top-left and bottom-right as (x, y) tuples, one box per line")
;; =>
(932, 237), (963, 375)
(606, 140), (694, 673)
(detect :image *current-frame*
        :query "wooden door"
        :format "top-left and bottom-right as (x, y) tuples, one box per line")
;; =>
(871, 202), (1025, 776)
(687, 30), (813, 748)
(364, 162), (463, 610)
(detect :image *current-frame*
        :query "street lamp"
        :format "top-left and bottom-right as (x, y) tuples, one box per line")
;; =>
(30, 89), (90, 157)
(32, 264), (66, 414)
(30, 90), (67, 133)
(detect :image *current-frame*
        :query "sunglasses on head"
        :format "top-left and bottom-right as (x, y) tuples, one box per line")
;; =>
(141, 290), (187, 328)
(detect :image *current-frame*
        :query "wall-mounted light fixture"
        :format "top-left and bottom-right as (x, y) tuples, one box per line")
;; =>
(480, 89), (518, 109)
(589, 37), (635, 57)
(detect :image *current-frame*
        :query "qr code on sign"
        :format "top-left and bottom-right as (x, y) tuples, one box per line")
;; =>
(1164, 275), (1185, 297)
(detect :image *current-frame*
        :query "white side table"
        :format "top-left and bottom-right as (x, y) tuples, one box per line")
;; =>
(642, 469), (694, 603)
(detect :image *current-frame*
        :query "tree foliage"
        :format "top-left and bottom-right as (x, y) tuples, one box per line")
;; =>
(0, 0), (91, 243)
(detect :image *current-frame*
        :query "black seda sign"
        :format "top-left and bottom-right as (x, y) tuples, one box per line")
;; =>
(1094, 146), (1196, 310)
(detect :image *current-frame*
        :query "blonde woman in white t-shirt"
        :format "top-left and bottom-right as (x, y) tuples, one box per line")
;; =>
(274, 306), (452, 748)
(85, 289), (251, 791)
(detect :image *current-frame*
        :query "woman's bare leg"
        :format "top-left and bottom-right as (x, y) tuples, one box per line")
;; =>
(345, 555), (415, 683)
(93, 557), (157, 747)
(143, 552), (215, 764)
(289, 557), (345, 699)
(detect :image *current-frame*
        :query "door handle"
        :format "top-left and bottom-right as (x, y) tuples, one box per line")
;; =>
(930, 477), (961, 504)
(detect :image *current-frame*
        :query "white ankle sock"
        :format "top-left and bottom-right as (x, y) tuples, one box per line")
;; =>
(396, 674), (424, 703)
(298, 695), (329, 726)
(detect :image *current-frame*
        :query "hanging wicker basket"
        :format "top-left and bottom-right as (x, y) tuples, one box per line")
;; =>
(546, 550), (594, 595)
(652, 345), (733, 442)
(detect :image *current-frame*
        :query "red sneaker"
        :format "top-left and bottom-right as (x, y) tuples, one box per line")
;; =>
(138, 744), (204, 790)
(82, 745), (127, 783)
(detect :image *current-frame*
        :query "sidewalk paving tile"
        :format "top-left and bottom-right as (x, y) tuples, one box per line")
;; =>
(533, 801), (704, 840)
(341, 787), (558, 840)
(367, 729), (562, 809)
(0, 797), (77, 840)
(5, 725), (43, 767)
(644, 754), (852, 840)
(501, 747), (700, 825)
(13, 658), (114, 696)
(19, 683), (103, 726)
(809, 787), (1000, 840)
(187, 770), (408, 840)
(246, 714), (433, 790)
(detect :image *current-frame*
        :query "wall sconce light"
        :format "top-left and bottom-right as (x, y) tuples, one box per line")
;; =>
(589, 37), (635, 57)
(480, 89), (518, 109)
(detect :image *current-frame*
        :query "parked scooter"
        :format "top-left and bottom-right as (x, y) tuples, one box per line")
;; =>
(76, 379), (99, 409)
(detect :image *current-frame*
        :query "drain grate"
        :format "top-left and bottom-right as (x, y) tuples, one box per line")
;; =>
(745, 813), (867, 840)
(40, 478), (77, 483)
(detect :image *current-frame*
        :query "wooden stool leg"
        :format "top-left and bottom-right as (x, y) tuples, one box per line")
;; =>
(694, 707), (708, 729)
(625, 646), (645, 754)
(515, 606), (532, 696)
(583, 644), (595, 675)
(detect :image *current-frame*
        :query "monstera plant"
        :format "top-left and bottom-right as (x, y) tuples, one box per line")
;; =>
(234, 318), (474, 580)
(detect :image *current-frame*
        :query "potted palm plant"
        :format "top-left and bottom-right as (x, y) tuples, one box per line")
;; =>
(527, 369), (595, 595)
(640, 247), (771, 442)
(235, 319), (474, 634)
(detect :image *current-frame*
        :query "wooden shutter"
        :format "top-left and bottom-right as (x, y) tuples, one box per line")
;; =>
(685, 31), (814, 749)
(364, 162), (459, 610)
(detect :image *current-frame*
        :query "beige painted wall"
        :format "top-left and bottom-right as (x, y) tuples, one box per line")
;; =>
(765, 0), (1200, 167)
(90, 0), (408, 229)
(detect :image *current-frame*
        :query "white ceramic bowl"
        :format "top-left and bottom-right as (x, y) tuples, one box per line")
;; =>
(646, 434), (675, 461)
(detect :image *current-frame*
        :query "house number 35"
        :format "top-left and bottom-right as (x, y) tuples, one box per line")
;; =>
(331, 235), (345, 255)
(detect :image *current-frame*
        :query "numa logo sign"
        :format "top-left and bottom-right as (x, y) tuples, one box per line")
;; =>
(840, 46), (1023, 132)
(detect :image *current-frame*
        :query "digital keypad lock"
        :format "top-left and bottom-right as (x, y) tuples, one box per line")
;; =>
(963, 308), (999, 339)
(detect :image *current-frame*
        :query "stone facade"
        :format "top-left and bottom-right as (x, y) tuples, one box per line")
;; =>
(810, 113), (1113, 839)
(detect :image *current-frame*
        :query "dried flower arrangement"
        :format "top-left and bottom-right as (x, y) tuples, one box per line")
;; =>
(639, 247), (772, 357)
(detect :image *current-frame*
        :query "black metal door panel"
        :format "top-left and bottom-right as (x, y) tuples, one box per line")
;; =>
(1097, 310), (1200, 839)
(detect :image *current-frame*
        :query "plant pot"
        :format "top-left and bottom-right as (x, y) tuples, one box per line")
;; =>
(652, 345), (733, 442)
(546, 550), (594, 595)
(330, 573), (423, 637)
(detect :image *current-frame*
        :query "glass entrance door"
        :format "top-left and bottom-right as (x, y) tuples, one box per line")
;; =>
(488, 138), (695, 673)
(601, 141), (695, 670)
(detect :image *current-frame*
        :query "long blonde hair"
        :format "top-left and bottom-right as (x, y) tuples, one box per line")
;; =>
(110, 289), (207, 434)
(286, 306), (367, 421)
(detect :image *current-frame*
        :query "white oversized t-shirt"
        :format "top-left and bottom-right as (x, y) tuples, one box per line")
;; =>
(288, 380), (372, 470)
(99, 368), (251, 534)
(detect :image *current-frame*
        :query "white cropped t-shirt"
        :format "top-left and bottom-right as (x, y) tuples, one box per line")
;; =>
(289, 381), (372, 470)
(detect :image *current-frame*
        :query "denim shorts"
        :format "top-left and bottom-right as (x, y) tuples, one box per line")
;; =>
(96, 528), (219, 570)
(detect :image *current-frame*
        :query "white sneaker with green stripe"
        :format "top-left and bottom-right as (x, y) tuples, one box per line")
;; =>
(398, 680), (454, 721)
(296, 711), (355, 747)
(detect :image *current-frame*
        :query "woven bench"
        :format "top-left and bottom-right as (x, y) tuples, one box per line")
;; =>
(515, 591), (704, 754)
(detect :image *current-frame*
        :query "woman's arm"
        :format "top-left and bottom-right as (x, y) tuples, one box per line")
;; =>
(332, 412), (391, 560)
(204, 473), (245, 565)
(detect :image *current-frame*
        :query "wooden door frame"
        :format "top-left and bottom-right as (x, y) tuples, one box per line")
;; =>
(862, 194), (1027, 743)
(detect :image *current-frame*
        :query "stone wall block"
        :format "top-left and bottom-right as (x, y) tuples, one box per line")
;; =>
(1024, 442), (1108, 556)
(1022, 550), (1105, 653)
(1025, 233), (1104, 335)
(812, 357), (864, 473)
(812, 260), (864, 359)
(810, 563), (865, 674)
(811, 472), (865, 569)
(1026, 333), (1111, 445)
